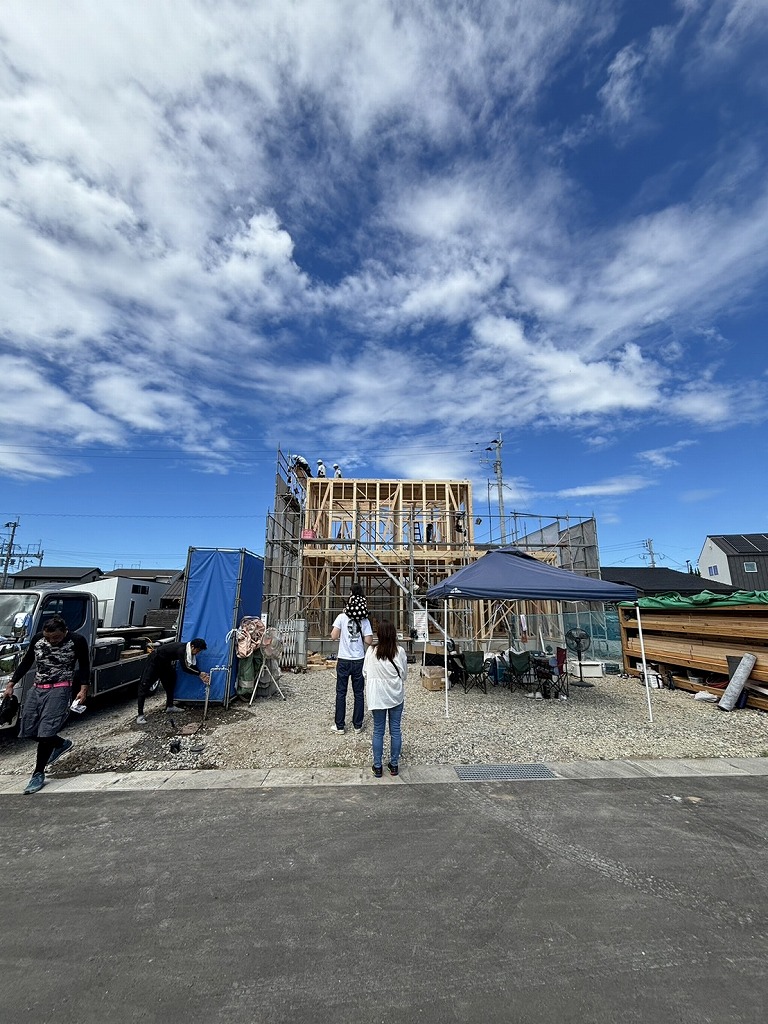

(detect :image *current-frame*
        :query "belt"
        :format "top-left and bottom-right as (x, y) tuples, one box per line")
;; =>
(35, 681), (72, 690)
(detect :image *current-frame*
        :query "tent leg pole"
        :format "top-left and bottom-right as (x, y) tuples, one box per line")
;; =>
(444, 599), (449, 719)
(636, 603), (653, 724)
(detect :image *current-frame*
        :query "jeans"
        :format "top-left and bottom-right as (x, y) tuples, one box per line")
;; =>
(371, 702), (404, 769)
(335, 658), (365, 729)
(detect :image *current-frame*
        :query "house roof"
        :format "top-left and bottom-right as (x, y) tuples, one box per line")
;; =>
(159, 570), (185, 601)
(10, 566), (101, 580)
(707, 534), (768, 556)
(102, 568), (180, 581)
(600, 566), (735, 596)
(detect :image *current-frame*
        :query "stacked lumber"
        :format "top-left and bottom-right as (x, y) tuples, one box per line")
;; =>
(619, 602), (768, 710)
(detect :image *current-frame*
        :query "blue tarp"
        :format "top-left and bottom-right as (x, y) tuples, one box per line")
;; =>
(174, 548), (264, 704)
(425, 547), (637, 603)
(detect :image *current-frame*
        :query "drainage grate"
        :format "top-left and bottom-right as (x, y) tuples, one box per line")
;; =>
(454, 763), (556, 781)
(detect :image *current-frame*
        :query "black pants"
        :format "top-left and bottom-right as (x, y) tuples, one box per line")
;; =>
(137, 657), (177, 714)
(35, 736), (64, 774)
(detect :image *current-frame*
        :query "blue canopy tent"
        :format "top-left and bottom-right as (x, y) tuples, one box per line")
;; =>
(424, 548), (653, 719)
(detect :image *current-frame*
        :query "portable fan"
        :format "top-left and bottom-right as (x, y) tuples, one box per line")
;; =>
(565, 628), (593, 687)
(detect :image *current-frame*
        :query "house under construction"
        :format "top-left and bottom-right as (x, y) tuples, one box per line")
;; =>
(263, 450), (609, 653)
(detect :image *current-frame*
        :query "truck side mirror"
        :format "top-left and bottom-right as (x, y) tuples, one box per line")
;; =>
(12, 613), (29, 639)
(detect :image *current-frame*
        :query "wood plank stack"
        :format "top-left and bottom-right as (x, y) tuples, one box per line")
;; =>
(619, 602), (768, 710)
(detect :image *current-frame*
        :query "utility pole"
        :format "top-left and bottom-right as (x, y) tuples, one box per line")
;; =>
(1, 520), (19, 588)
(484, 435), (506, 545)
(643, 538), (657, 568)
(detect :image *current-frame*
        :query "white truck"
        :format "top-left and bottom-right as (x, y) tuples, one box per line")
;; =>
(0, 586), (157, 737)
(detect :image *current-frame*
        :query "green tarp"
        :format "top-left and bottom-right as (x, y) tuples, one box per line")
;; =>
(622, 591), (768, 610)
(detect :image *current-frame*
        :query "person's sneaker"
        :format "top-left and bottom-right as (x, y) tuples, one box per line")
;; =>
(136, 715), (147, 725)
(387, 762), (399, 777)
(534, 691), (544, 700)
(354, 725), (364, 735)
(23, 772), (46, 795)
(46, 739), (73, 767)
(164, 706), (187, 714)
(558, 694), (568, 701)
(371, 765), (383, 778)
(331, 724), (345, 733)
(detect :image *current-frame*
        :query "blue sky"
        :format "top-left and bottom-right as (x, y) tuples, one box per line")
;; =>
(1, 0), (767, 574)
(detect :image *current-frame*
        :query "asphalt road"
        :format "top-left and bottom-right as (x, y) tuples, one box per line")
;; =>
(3, 775), (767, 1023)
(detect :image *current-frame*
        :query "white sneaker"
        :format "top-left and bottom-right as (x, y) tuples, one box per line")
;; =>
(136, 715), (147, 725)
(164, 706), (188, 714)
(331, 724), (345, 734)
(354, 726), (364, 735)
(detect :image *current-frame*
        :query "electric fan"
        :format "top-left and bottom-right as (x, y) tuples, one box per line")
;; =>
(565, 628), (593, 687)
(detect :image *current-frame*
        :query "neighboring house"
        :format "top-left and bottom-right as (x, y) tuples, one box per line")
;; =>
(144, 569), (185, 629)
(102, 568), (179, 585)
(7, 566), (102, 590)
(601, 566), (735, 597)
(62, 572), (177, 628)
(698, 534), (768, 590)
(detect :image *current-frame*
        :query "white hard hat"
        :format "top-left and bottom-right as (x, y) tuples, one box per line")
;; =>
(317, 458), (323, 463)
(333, 464), (339, 468)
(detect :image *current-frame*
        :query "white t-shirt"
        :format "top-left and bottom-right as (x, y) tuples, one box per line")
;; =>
(332, 613), (373, 660)
(363, 645), (408, 709)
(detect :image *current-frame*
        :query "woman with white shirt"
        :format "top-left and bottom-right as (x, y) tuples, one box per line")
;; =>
(363, 620), (408, 778)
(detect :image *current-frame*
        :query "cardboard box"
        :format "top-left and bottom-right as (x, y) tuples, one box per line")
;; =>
(421, 666), (447, 691)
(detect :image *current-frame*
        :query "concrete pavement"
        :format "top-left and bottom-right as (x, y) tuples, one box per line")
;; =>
(2, 755), (768, 793)
(2, 762), (767, 1023)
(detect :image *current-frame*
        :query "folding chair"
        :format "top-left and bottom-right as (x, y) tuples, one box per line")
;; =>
(551, 647), (570, 700)
(506, 651), (533, 692)
(462, 651), (488, 694)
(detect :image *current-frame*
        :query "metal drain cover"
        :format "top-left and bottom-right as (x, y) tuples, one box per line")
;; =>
(454, 763), (556, 781)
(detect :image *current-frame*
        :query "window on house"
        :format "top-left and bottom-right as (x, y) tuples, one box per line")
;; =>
(131, 584), (150, 594)
(744, 562), (757, 573)
(708, 565), (719, 576)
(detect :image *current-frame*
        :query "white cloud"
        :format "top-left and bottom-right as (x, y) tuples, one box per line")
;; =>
(555, 475), (653, 499)
(0, 0), (766, 487)
(637, 440), (696, 469)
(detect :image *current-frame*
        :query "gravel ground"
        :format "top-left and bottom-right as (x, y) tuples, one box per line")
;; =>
(1, 667), (767, 778)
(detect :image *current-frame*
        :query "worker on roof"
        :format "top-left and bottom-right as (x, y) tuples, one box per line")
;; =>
(317, 459), (327, 478)
(292, 455), (311, 477)
(333, 463), (343, 478)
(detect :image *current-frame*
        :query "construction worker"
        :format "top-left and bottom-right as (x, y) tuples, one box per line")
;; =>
(317, 459), (327, 478)
(333, 464), (343, 478)
(292, 454), (311, 477)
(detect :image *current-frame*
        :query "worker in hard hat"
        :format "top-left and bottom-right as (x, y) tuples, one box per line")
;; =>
(292, 454), (312, 477)
(317, 459), (327, 478)
(333, 464), (342, 478)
